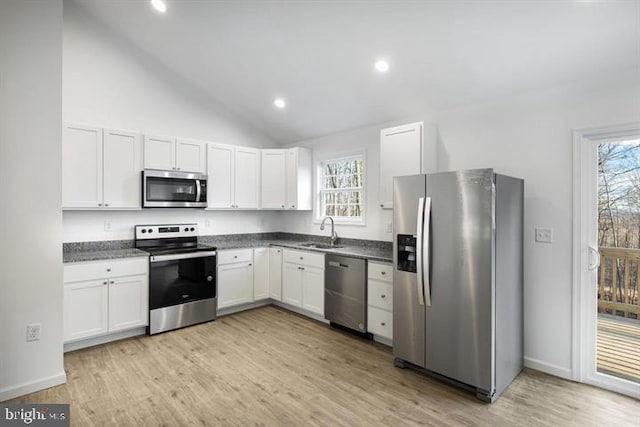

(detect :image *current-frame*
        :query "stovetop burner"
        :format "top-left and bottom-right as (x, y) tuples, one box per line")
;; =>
(134, 223), (216, 254)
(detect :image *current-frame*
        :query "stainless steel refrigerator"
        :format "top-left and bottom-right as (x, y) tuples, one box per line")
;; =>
(392, 169), (523, 402)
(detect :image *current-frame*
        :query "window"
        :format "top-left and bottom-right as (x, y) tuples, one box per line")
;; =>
(317, 154), (365, 223)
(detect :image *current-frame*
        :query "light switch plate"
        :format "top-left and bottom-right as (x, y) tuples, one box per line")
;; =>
(535, 227), (553, 243)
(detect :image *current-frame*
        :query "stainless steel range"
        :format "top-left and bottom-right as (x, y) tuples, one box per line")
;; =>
(135, 223), (217, 335)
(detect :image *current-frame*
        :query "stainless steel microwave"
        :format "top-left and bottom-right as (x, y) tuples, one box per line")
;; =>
(142, 169), (208, 208)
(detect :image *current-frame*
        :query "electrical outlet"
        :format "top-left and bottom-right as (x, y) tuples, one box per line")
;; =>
(104, 220), (112, 232)
(26, 323), (41, 342)
(385, 222), (392, 233)
(205, 218), (211, 228)
(535, 227), (553, 243)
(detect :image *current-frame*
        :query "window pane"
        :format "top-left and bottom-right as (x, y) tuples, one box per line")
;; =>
(319, 156), (365, 220)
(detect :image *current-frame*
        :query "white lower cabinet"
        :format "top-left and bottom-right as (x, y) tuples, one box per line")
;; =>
(63, 257), (148, 343)
(282, 262), (303, 307)
(253, 247), (269, 301)
(217, 249), (254, 309)
(281, 249), (325, 316)
(367, 261), (393, 341)
(269, 247), (283, 300)
(108, 275), (148, 332)
(301, 267), (324, 315)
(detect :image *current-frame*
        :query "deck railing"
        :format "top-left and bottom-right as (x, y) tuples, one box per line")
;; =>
(598, 247), (640, 319)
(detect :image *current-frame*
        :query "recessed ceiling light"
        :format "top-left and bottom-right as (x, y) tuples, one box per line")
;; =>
(273, 98), (286, 109)
(374, 60), (390, 73)
(151, 0), (167, 13)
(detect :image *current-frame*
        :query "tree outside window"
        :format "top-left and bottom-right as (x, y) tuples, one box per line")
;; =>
(318, 155), (364, 223)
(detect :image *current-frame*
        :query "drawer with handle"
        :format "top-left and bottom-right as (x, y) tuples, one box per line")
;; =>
(368, 280), (393, 311)
(283, 249), (324, 269)
(64, 257), (148, 283)
(218, 248), (253, 265)
(367, 306), (392, 340)
(368, 262), (392, 283)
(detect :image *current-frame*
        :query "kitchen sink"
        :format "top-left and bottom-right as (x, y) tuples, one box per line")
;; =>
(298, 242), (345, 250)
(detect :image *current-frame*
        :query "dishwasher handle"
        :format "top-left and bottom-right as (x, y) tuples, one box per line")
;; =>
(328, 261), (349, 268)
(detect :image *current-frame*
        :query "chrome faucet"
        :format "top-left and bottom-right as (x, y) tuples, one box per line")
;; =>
(320, 216), (338, 245)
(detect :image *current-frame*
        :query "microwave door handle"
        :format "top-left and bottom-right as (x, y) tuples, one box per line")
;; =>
(196, 180), (201, 202)
(423, 197), (432, 307)
(416, 197), (425, 306)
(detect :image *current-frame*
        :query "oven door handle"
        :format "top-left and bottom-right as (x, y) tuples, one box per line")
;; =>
(150, 251), (217, 263)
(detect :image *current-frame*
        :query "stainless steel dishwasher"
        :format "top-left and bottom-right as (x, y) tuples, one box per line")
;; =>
(325, 254), (370, 336)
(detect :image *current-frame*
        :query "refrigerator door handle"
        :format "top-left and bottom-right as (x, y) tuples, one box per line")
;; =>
(424, 197), (432, 307)
(416, 197), (426, 306)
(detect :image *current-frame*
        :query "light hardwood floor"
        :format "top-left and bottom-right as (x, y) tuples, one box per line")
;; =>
(8, 306), (640, 426)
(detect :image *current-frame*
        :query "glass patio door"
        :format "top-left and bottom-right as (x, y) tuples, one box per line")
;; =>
(594, 139), (640, 384)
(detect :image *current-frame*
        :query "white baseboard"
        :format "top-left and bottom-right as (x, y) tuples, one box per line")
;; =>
(64, 327), (146, 353)
(524, 357), (573, 380)
(271, 301), (329, 324)
(0, 371), (67, 402)
(372, 335), (392, 347)
(217, 300), (271, 317)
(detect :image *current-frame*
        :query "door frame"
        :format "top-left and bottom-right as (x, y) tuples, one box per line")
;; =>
(572, 122), (640, 398)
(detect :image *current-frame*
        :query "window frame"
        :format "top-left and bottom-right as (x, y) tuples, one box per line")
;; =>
(314, 151), (366, 226)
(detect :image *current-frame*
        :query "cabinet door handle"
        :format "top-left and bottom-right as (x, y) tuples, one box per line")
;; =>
(110, 280), (114, 284)
(234, 255), (238, 258)
(102, 281), (108, 285)
(291, 205), (295, 208)
(381, 271), (386, 275)
(299, 257), (303, 260)
(248, 263), (252, 266)
(104, 203), (109, 207)
(380, 322), (386, 326)
(281, 205), (285, 208)
(380, 204), (384, 208)
(106, 268), (111, 272)
(381, 294), (386, 298)
(98, 203), (103, 207)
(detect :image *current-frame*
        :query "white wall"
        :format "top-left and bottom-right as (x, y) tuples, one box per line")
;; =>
(63, 1), (274, 149)
(274, 120), (436, 241)
(0, 0), (66, 400)
(63, 1), (280, 242)
(434, 77), (640, 378)
(63, 210), (282, 242)
(278, 74), (640, 380)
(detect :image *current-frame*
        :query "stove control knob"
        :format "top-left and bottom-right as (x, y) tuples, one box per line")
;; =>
(141, 229), (146, 233)
(148, 229), (153, 233)
(184, 227), (189, 232)
(206, 275), (214, 282)
(190, 227), (195, 231)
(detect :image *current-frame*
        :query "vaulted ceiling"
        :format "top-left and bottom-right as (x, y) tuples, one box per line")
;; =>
(72, 0), (640, 143)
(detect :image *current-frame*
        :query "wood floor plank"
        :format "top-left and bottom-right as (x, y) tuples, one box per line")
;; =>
(7, 306), (640, 426)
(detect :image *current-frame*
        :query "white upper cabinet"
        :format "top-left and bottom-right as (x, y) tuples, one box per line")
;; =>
(102, 129), (142, 209)
(143, 135), (206, 173)
(285, 147), (312, 210)
(261, 150), (287, 209)
(207, 143), (259, 209)
(235, 147), (260, 209)
(63, 124), (103, 208)
(176, 138), (206, 173)
(207, 143), (235, 208)
(63, 123), (141, 210)
(143, 134), (175, 171)
(379, 122), (437, 209)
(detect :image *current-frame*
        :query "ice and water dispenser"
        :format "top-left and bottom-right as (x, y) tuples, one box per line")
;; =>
(396, 234), (417, 273)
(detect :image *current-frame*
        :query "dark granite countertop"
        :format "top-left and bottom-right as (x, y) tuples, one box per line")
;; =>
(213, 240), (392, 263)
(63, 233), (392, 264)
(63, 248), (149, 264)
